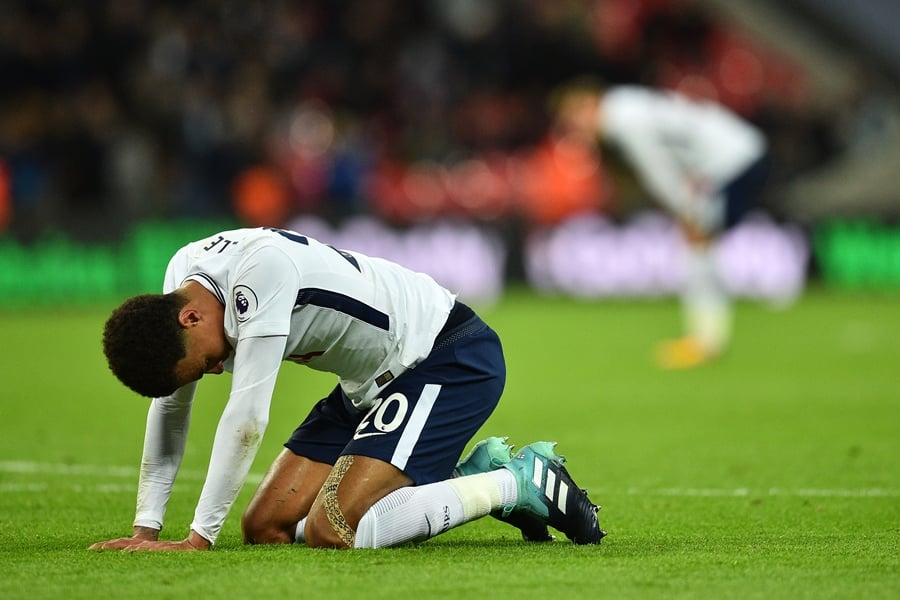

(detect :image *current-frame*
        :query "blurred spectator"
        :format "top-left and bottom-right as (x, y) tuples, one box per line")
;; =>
(232, 165), (289, 227)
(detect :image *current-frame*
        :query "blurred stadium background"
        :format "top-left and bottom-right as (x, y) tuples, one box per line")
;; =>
(1, 0), (899, 306)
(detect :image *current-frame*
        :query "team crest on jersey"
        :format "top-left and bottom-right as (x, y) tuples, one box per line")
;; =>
(233, 285), (259, 322)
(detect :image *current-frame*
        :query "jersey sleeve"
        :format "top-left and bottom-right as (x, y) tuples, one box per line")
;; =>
(133, 383), (197, 530)
(189, 334), (288, 544)
(228, 246), (301, 340)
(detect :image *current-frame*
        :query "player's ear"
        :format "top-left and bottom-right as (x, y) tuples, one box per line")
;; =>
(178, 307), (201, 328)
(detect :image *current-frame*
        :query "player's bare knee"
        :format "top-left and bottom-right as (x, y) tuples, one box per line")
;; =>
(303, 509), (349, 549)
(240, 505), (263, 543)
(240, 507), (291, 545)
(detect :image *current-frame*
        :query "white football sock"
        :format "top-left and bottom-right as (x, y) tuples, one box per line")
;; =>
(294, 517), (307, 543)
(353, 470), (517, 549)
(681, 244), (731, 352)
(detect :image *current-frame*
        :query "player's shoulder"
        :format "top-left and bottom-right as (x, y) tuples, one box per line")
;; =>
(234, 230), (305, 270)
(607, 85), (700, 111)
(602, 86), (659, 130)
(604, 85), (658, 106)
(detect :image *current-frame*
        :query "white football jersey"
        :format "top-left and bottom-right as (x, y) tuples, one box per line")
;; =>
(163, 227), (456, 407)
(600, 86), (767, 230)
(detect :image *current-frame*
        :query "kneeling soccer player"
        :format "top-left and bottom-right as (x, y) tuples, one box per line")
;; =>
(90, 227), (604, 551)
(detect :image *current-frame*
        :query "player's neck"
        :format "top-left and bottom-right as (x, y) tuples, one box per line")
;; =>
(181, 280), (224, 308)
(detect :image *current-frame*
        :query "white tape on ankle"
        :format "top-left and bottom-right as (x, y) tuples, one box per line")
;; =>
(447, 472), (502, 520)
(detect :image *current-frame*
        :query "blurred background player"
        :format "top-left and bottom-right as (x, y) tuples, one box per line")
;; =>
(554, 81), (771, 368)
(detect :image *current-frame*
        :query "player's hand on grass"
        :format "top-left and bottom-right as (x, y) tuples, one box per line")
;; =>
(122, 530), (212, 552)
(123, 532), (210, 552)
(89, 525), (160, 550)
(89, 526), (211, 551)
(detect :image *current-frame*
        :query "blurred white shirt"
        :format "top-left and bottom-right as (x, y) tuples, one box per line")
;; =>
(600, 86), (767, 231)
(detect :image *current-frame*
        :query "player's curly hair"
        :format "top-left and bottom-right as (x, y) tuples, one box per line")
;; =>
(102, 293), (190, 398)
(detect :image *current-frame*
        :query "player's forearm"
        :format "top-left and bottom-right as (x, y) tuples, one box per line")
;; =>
(130, 336), (285, 544)
(134, 384), (196, 529)
(189, 402), (271, 544)
(188, 337), (283, 543)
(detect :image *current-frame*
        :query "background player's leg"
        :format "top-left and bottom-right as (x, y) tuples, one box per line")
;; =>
(657, 227), (730, 369)
(681, 241), (731, 354)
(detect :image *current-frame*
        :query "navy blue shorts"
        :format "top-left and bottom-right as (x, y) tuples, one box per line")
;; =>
(722, 153), (771, 230)
(284, 302), (506, 485)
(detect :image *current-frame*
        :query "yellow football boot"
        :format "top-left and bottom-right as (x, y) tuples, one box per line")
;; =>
(654, 337), (717, 370)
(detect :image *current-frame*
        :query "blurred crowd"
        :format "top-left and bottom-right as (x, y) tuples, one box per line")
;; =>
(0, 0), (880, 241)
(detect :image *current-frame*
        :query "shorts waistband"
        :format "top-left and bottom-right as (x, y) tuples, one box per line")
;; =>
(432, 301), (480, 350)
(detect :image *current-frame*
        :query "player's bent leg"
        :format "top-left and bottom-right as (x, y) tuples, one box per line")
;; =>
(352, 469), (519, 548)
(304, 454), (521, 549)
(304, 455), (414, 549)
(241, 449), (332, 544)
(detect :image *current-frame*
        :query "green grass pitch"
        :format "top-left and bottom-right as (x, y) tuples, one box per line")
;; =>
(0, 288), (897, 599)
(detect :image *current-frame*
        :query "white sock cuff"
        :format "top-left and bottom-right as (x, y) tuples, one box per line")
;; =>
(294, 517), (307, 544)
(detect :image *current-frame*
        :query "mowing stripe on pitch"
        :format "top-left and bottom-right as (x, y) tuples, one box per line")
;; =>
(0, 462), (897, 497)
